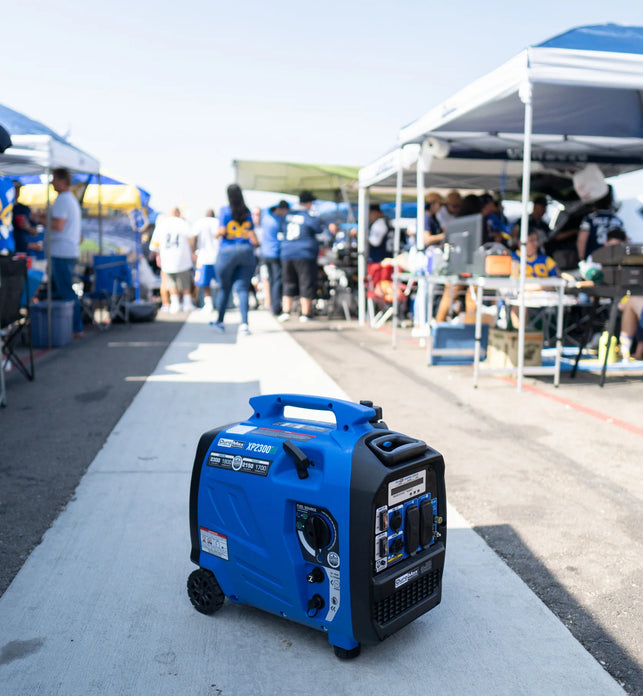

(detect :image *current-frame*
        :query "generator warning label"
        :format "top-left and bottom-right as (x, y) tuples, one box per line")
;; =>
(325, 567), (340, 622)
(225, 424), (255, 435)
(207, 452), (272, 476)
(252, 427), (313, 442)
(200, 527), (229, 560)
(274, 421), (331, 433)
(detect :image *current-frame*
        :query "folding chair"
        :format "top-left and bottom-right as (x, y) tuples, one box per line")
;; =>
(85, 255), (134, 325)
(366, 262), (407, 328)
(1, 256), (34, 406)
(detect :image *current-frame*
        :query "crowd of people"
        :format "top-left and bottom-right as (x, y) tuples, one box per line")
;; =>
(147, 186), (326, 335)
(386, 186), (642, 361)
(2, 172), (641, 360)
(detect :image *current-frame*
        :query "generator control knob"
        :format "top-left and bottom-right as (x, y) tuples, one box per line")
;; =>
(389, 509), (402, 533)
(304, 514), (332, 550)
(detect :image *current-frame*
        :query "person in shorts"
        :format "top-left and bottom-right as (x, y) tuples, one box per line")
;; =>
(279, 191), (321, 322)
(150, 207), (197, 313)
(193, 209), (220, 312)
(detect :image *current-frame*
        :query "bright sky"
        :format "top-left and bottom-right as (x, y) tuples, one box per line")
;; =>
(4, 0), (643, 219)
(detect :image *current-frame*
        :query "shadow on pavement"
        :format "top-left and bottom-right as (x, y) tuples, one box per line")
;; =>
(474, 523), (639, 695)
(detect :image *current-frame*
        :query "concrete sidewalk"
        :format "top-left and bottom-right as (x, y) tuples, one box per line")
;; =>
(0, 311), (625, 695)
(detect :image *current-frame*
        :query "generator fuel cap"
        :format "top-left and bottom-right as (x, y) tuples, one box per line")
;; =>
(304, 514), (332, 550)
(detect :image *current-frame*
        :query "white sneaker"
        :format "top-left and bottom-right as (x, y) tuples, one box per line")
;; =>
(169, 303), (180, 314)
(209, 321), (225, 333)
(299, 315), (312, 323)
(278, 313), (290, 323)
(182, 300), (197, 312)
(239, 323), (250, 335)
(160, 305), (170, 313)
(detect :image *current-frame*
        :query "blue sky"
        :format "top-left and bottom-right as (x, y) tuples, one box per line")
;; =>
(4, 1), (643, 218)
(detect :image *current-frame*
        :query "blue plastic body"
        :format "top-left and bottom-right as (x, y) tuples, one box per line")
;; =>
(192, 395), (376, 650)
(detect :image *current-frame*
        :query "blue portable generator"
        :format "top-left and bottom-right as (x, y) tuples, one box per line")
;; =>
(187, 394), (446, 659)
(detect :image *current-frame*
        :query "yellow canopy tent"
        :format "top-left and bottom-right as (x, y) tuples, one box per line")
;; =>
(18, 170), (151, 215)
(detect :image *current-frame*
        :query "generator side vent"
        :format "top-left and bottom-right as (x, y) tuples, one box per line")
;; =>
(373, 569), (441, 626)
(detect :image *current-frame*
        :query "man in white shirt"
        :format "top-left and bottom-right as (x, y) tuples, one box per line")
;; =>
(150, 207), (197, 313)
(50, 168), (84, 336)
(192, 209), (220, 312)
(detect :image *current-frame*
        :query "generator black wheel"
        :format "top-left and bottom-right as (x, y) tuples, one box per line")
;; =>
(187, 568), (225, 615)
(333, 644), (361, 660)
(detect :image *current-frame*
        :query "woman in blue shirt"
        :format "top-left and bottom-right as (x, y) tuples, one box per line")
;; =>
(213, 184), (258, 334)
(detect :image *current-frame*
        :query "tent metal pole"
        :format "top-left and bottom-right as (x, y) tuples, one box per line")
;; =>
(97, 171), (103, 253)
(392, 160), (403, 347)
(357, 185), (368, 325)
(339, 182), (355, 224)
(518, 81), (533, 391)
(415, 154), (427, 344)
(45, 167), (52, 348)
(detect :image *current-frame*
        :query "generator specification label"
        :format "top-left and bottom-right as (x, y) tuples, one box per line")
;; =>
(207, 451), (272, 476)
(200, 527), (229, 560)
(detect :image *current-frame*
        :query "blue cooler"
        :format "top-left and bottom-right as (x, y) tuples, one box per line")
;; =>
(429, 322), (489, 365)
(30, 300), (74, 347)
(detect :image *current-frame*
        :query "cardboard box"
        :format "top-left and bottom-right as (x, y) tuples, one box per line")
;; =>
(485, 328), (543, 368)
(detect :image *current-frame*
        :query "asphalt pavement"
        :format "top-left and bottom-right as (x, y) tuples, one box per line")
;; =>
(0, 309), (640, 695)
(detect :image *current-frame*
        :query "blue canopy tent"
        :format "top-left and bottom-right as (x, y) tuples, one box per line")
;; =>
(360, 24), (643, 386)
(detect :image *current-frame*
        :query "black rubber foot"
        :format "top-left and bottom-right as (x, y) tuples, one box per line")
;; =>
(187, 568), (225, 615)
(333, 644), (361, 660)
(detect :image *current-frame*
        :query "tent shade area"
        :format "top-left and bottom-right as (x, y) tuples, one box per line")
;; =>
(234, 160), (361, 201)
(358, 23), (643, 388)
(399, 24), (643, 172)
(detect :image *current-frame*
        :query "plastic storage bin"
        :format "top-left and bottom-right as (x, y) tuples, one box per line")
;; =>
(30, 300), (74, 347)
(429, 323), (489, 365)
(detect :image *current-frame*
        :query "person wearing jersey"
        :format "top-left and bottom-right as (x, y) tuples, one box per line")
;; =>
(279, 190), (321, 322)
(150, 207), (197, 313)
(213, 184), (258, 334)
(509, 230), (559, 329)
(577, 186), (624, 261)
(511, 230), (559, 279)
(367, 203), (394, 263)
(260, 199), (290, 317)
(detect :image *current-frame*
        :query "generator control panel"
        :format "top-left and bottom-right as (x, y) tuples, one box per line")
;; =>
(373, 468), (439, 573)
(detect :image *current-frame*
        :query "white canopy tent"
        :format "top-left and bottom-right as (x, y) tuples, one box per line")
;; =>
(359, 24), (643, 388)
(0, 103), (100, 177)
(0, 103), (100, 346)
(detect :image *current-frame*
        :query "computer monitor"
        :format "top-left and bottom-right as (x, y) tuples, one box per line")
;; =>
(445, 214), (483, 275)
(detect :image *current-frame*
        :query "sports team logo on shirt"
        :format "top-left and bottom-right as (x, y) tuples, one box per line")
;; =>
(226, 220), (252, 239)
